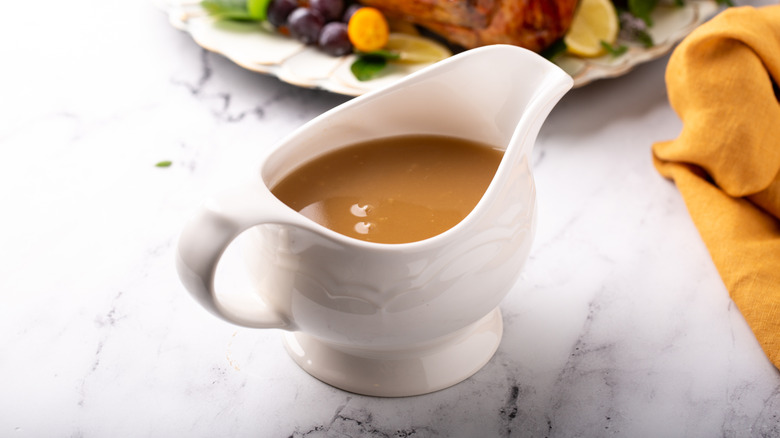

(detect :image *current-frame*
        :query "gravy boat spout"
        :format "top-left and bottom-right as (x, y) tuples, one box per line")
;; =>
(176, 45), (572, 397)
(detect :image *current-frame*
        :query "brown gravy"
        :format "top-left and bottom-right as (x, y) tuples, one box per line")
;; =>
(271, 135), (503, 244)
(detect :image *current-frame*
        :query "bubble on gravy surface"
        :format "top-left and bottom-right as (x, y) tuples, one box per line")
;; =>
(271, 135), (503, 244)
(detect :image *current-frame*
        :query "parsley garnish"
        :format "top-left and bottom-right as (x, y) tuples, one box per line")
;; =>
(350, 51), (401, 81)
(600, 41), (628, 57)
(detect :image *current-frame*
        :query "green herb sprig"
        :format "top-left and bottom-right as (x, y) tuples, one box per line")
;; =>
(351, 50), (401, 82)
(627, 0), (659, 26)
(600, 41), (628, 57)
(541, 39), (568, 61)
(201, 0), (270, 21)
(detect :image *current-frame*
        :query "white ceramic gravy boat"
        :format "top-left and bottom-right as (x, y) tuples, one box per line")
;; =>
(177, 45), (572, 397)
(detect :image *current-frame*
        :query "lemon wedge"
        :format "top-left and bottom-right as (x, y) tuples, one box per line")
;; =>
(384, 33), (452, 64)
(564, 0), (619, 58)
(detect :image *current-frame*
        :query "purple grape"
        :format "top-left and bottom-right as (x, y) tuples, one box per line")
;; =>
(309, 0), (344, 22)
(267, 0), (298, 28)
(288, 7), (325, 45)
(318, 22), (352, 56)
(342, 4), (361, 23)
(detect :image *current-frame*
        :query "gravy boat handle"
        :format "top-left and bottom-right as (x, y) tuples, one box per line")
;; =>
(176, 181), (306, 329)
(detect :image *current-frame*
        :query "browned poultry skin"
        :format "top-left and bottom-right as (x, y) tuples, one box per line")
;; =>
(358, 0), (579, 53)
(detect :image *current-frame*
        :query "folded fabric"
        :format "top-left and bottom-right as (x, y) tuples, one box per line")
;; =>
(653, 5), (780, 369)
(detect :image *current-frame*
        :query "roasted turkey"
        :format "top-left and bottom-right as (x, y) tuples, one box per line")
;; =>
(357, 0), (580, 53)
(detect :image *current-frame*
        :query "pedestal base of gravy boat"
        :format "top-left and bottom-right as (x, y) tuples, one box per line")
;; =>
(283, 307), (503, 397)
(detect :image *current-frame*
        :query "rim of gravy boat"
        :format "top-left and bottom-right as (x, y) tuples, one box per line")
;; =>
(258, 45), (573, 251)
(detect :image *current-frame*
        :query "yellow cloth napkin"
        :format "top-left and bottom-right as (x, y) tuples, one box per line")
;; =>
(653, 5), (780, 369)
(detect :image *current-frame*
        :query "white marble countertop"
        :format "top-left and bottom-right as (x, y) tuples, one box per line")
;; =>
(2, 0), (778, 436)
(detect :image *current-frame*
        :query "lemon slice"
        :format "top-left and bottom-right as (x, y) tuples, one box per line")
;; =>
(384, 33), (452, 64)
(564, 0), (619, 57)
